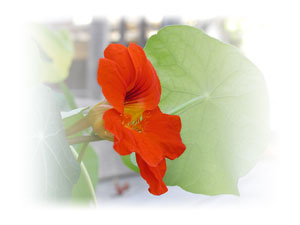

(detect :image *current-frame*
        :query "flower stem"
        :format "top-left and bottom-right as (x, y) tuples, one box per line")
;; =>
(77, 142), (89, 164)
(70, 146), (98, 207)
(65, 116), (91, 137)
(67, 135), (102, 145)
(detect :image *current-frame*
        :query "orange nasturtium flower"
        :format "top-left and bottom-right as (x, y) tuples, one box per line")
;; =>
(91, 43), (186, 195)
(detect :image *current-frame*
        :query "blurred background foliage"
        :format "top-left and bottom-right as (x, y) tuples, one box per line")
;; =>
(28, 16), (277, 204)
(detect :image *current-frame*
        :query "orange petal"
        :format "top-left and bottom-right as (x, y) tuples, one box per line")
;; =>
(103, 106), (185, 166)
(103, 108), (164, 164)
(141, 107), (186, 161)
(97, 58), (127, 113)
(136, 154), (168, 195)
(103, 107), (185, 195)
(104, 44), (136, 92)
(98, 43), (161, 113)
(127, 43), (161, 110)
(103, 108), (135, 155)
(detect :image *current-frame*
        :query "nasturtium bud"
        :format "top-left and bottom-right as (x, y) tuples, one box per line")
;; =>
(87, 101), (114, 141)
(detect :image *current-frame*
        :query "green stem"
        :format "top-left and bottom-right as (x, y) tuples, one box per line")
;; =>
(77, 142), (89, 164)
(59, 82), (77, 110)
(70, 146), (98, 207)
(67, 135), (102, 145)
(65, 116), (91, 137)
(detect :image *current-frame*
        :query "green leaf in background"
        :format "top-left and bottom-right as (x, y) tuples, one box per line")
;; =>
(30, 85), (80, 201)
(29, 24), (74, 83)
(62, 107), (99, 203)
(144, 25), (269, 195)
(121, 153), (139, 173)
(71, 144), (98, 203)
(59, 82), (78, 109)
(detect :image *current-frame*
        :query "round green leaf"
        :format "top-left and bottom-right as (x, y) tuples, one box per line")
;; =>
(144, 25), (269, 195)
(30, 85), (81, 201)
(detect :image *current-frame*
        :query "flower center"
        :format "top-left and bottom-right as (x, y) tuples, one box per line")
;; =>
(122, 106), (144, 133)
